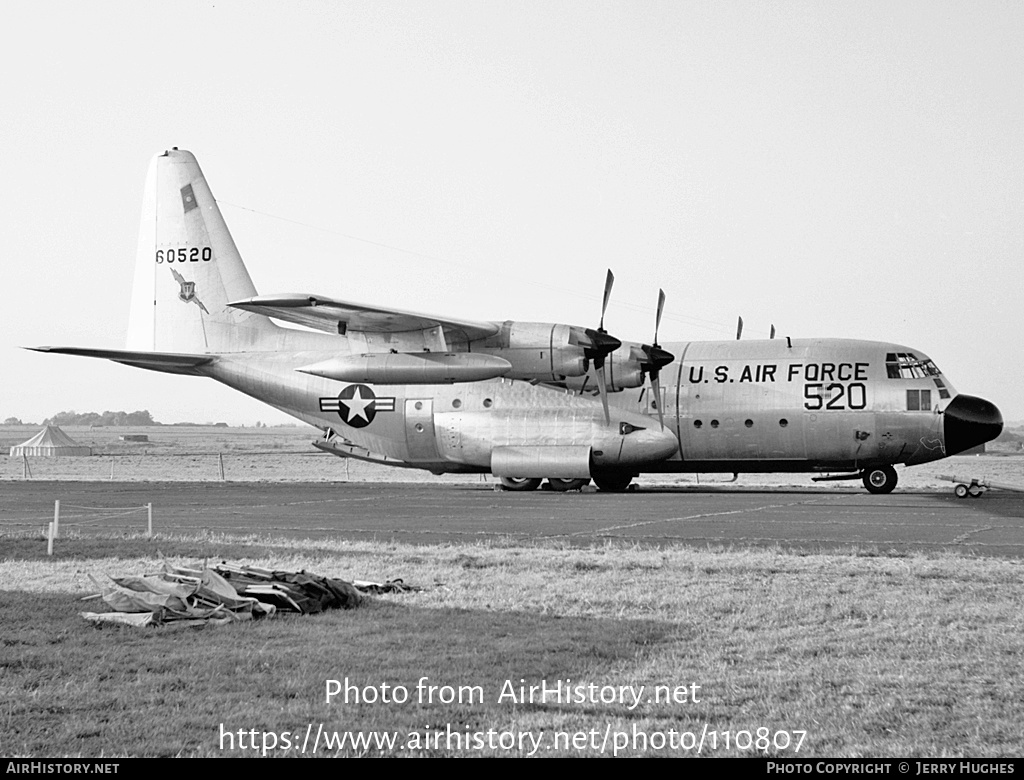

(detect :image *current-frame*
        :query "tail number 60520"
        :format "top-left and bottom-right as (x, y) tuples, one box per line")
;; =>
(156, 247), (212, 263)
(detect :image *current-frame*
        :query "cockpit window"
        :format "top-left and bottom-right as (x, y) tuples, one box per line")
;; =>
(885, 352), (942, 379)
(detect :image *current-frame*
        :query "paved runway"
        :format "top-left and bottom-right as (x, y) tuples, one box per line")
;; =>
(3, 481), (1024, 557)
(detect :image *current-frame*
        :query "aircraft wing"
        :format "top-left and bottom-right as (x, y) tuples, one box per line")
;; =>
(229, 293), (500, 342)
(27, 347), (214, 375)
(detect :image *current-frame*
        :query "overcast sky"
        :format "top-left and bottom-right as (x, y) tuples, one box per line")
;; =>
(3, 1), (1022, 424)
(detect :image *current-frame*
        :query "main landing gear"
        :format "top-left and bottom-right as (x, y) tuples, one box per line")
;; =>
(498, 474), (635, 492)
(861, 465), (898, 494)
(547, 478), (591, 492)
(590, 469), (635, 493)
(498, 477), (590, 492)
(498, 477), (543, 492)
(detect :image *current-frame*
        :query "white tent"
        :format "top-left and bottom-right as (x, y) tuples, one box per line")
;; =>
(9, 425), (91, 456)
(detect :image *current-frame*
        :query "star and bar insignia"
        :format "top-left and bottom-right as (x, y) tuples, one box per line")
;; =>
(320, 384), (396, 428)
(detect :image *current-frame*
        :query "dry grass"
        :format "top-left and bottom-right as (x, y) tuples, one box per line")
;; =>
(3, 530), (1023, 757)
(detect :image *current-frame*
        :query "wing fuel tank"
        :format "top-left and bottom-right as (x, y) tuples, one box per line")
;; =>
(296, 352), (512, 384)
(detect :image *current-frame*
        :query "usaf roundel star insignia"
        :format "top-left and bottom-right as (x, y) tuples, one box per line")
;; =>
(319, 384), (396, 428)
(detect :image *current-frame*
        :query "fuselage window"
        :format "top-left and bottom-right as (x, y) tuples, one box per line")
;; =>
(710, 420), (720, 429)
(907, 389), (932, 411)
(745, 419), (753, 428)
(693, 420), (702, 429)
(779, 418), (788, 428)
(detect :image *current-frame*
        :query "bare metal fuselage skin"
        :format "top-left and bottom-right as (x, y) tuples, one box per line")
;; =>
(196, 333), (986, 477)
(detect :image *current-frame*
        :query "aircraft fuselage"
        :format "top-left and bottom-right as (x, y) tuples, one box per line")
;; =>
(199, 335), (1000, 483)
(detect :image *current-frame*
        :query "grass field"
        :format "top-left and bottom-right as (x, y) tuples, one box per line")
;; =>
(3, 529), (1024, 757)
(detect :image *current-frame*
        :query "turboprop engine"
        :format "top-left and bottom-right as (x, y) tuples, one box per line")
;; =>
(560, 343), (673, 393)
(472, 321), (596, 382)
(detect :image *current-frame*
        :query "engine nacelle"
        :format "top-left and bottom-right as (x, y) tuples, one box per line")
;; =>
(561, 344), (646, 393)
(473, 322), (588, 381)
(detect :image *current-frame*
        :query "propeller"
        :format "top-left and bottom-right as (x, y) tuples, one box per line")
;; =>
(736, 316), (744, 340)
(637, 288), (675, 429)
(571, 270), (620, 424)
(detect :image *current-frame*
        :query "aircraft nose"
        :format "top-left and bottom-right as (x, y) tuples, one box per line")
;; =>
(944, 394), (1003, 455)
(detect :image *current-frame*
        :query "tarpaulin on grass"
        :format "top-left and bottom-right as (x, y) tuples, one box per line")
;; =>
(80, 560), (393, 628)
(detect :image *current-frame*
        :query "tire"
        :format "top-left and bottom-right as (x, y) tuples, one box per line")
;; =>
(954, 484), (969, 499)
(968, 485), (983, 498)
(862, 465), (897, 494)
(499, 477), (542, 492)
(547, 478), (590, 492)
(591, 470), (634, 493)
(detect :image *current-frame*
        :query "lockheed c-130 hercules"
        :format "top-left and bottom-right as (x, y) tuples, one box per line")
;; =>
(32, 149), (1003, 493)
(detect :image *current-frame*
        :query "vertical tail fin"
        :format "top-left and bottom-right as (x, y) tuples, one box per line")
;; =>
(126, 148), (278, 353)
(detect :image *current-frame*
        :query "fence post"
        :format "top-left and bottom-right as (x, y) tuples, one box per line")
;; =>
(219, 453), (225, 481)
(53, 499), (60, 539)
(110, 459), (115, 480)
(47, 522), (54, 556)
(22, 453), (29, 479)
(147, 503), (153, 537)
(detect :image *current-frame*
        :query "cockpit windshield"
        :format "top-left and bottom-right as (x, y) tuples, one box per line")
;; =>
(885, 352), (942, 380)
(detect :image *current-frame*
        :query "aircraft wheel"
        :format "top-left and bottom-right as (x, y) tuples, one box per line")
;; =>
(547, 478), (590, 492)
(968, 485), (984, 498)
(499, 477), (542, 492)
(862, 465), (897, 494)
(591, 470), (634, 493)
(954, 484), (969, 499)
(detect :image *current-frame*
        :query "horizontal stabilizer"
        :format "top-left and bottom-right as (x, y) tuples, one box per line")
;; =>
(28, 347), (214, 376)
(229, 293), (499, 342)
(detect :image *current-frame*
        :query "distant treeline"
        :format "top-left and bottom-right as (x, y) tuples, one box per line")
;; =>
(42, 410), (159, 426)
(996, 428), (1024, 446)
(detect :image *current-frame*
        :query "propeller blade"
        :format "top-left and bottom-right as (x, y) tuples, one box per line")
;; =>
(736, 316), (743, 341)
(599, 269), (615, 331)
(654, 288), (666, 345)
(595, 361), (611, 425)
(651, 372), (665, 430)
(770, 324), (776, 340)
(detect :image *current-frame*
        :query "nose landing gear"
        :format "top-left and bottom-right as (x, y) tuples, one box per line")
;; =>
(862, 465), (898, 494)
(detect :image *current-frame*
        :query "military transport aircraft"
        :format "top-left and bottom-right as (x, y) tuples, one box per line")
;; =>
(31, 149), (1003, 493)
